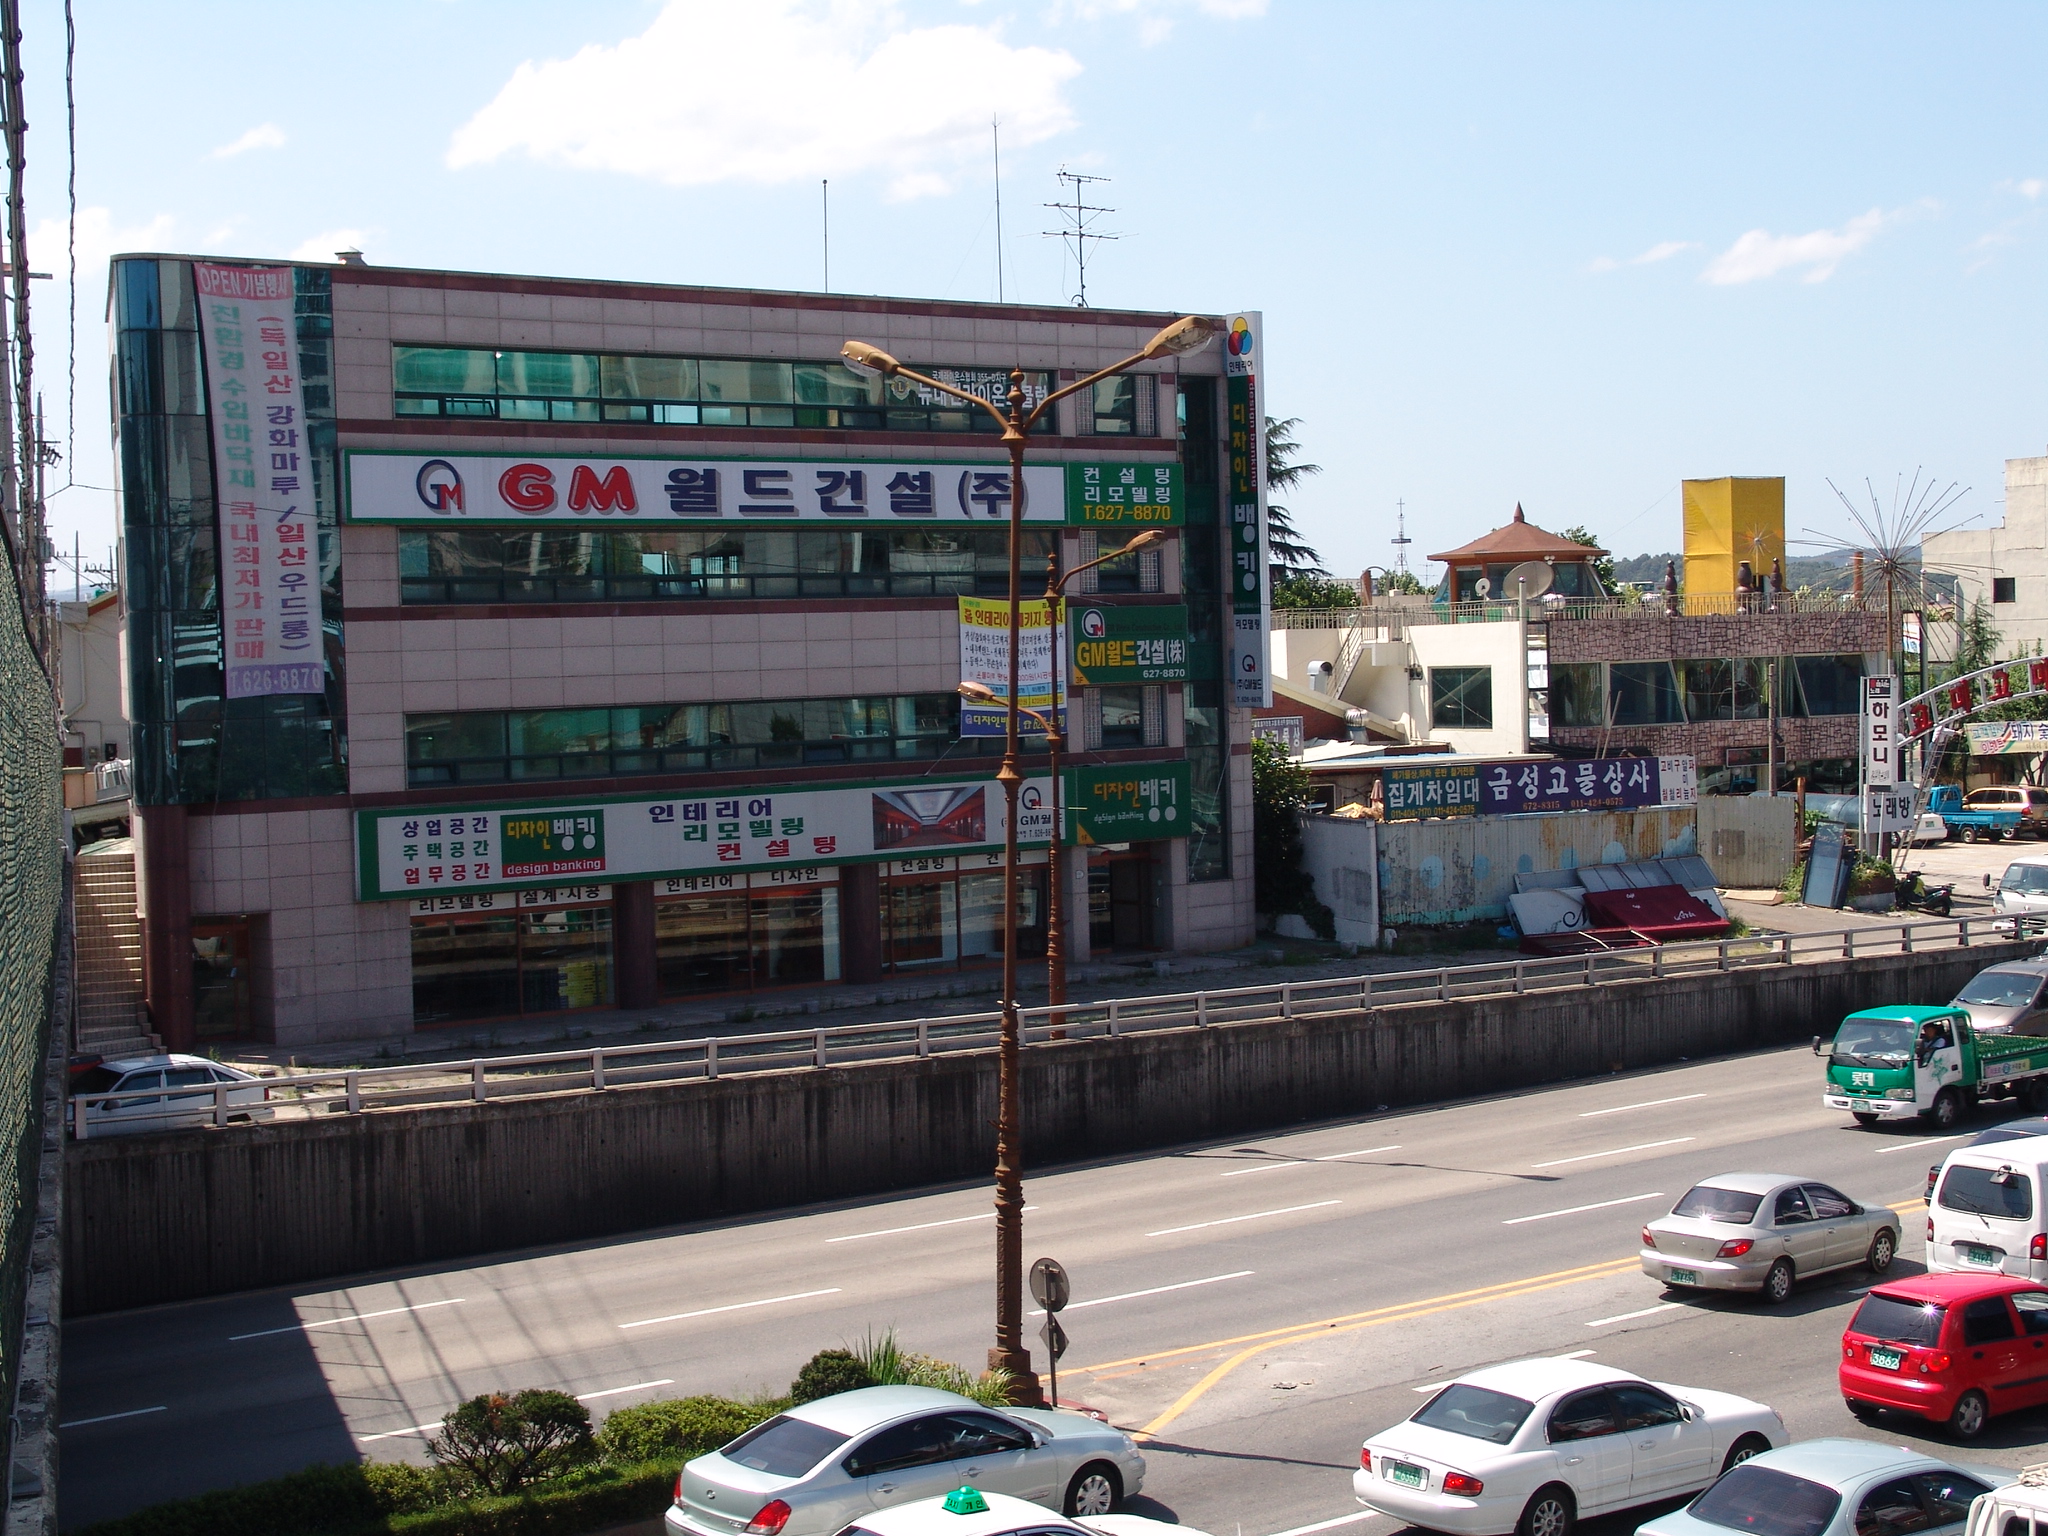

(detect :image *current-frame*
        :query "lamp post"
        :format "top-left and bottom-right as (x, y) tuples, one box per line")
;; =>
(843, 319), (1213, 1402)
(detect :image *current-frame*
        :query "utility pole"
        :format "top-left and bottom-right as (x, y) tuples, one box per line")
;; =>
(1041, 169), (1118, 309)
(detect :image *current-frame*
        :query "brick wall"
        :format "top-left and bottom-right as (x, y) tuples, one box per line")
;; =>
(1546, 611), (1887, 663)
(1550, 715), (1856, 764)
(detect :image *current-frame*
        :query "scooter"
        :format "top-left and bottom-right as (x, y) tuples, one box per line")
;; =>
(1896, 870), (1954, 916)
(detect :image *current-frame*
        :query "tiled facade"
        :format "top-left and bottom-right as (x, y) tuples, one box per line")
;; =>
(118, 258), (1257, 1048)
(1544, 611), (1888, 664)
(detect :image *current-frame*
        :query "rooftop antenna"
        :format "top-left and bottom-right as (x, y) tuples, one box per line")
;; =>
(821, 179), (829, 293)
(1042, 167), (1119, 308)
(992, 119), (1004, 304)
(1391, 498), (1413, 575)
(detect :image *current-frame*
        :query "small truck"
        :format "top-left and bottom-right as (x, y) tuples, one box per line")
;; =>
(1819, 1005), (2048, 1131)
(1926, 783), (2026, 843)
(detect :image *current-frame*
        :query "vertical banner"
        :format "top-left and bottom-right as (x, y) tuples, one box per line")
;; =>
(1225, 311), (1271, 709)
(956, 597), (1054, 737)
(1861, 674), (1898, 790)
(194, 263), (322, 697)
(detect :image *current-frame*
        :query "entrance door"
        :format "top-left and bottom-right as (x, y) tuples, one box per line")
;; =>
(191, 919), (253, 1040)
(1109, 857), (1154, 950)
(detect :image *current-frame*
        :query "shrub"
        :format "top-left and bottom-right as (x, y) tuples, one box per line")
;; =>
(791, 1349), (875, 1404)
(429, 1390), (597, 1497)
(598, 1395), (780, 1465)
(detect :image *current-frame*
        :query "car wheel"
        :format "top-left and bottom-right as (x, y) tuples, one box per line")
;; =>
(1516, 1484), (1575, 1536)
(1853, 1112), (1880, 1128)
(1866, 1229), (1897, 1273)
(1721, 1433), (1772, 1472)
(1759, 1258), (1795, 1305)
(1063, 1464), (1121, 1517)
(1949, 1389), (1989, 1440)
(2005, 826), (2022, 842)
(1962, 826), (1979, 844)
(1931, 1089), (1962, 1131)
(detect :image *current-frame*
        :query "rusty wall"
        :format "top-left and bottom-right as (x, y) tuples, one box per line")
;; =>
(1376, 806), (1698, 925)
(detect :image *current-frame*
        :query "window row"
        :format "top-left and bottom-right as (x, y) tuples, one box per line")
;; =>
(392, 346), (1158, 438)
(1548, 655), (1868, 729)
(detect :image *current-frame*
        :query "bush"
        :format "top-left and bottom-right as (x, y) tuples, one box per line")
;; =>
(598, 1395), (780, 1465)
(845, 1330), (1016, 1406)
(791, 1349), (875, 1404)
(429, 1390), (597, 1497)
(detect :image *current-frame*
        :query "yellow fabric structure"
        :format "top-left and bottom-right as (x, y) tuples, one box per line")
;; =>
(1682, 477), (1785, 596)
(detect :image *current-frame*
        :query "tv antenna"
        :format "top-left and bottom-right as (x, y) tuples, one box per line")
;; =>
(1042, 168), (1119, 308)
(1391, 498), (1413, 575)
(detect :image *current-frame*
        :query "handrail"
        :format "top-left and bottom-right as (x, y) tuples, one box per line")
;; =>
(66, 914), (2043, 1138)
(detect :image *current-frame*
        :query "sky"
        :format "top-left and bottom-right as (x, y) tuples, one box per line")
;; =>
(19, 0), (2048, 591)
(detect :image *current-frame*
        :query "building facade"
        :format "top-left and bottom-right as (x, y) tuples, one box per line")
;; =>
(112, 254), (1254, 1048)
(1923, 449), (2048, 657)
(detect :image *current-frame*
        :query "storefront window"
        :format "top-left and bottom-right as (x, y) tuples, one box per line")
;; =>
(411, 902), (613, 1025)
(1549, 663), (1605, 728)
(884, 867), (1043, 972)
(1607, 662), (1684, 725)
(654, 884), (840, 997)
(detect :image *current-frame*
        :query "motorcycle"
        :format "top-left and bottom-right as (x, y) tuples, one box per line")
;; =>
(1896, 870), (1954, 917)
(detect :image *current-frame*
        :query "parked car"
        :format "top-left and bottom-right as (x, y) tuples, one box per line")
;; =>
(1966, 785), (2048, 836)
(824, 1487), (1208, 1536)
(666, 1386), (1146, 1536)
(1910, 811), (1951, 846)
(1639, 1175), (1898, 1304)
(1996, 856), (2048, 918)
(1351, 1356), (1784, 1536)
(68, 1052), (272, 1136)
(1925, 1117), (2048, 1203)
(1952, 960), (2048, 1037)
(1633, 1438), (2011, 1536)
(1840, 1273), (2048, 1438)
(1927, 1136), (2048, 1280)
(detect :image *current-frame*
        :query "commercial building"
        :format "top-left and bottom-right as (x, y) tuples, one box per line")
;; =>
(109, 253), (1256, 1048)
(1923, 448), (2048, 657)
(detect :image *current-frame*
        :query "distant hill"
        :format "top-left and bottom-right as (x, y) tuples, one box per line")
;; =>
(1610, 547), (1957, 601)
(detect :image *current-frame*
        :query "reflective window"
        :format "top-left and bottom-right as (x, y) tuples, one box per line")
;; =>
(1962, 1296), (2018, 1345)
(1853, 1477), (1931, 1536)
(1607, 662), (1684, 726)
(1410, 1384), (1533, 1445)
(1672, 1185), (1763, 1223)
(1940, 1163), (2035, 1220)
(720, 1415), (851, 1478)
(1430, 667), (1493, 730)
(1689, 1465), (1840, 1536)
(1774, 1187), (1814, 1225)
(1545, 1388), (1618, 1442)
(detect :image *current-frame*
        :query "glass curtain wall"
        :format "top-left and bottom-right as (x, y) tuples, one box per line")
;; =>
(1178, 378), (1229, 881)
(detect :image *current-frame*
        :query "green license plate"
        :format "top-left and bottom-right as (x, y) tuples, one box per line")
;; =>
(1386, 1462), (1425, 1489)
(1963, 1243), (2001, 1267)
(1868, 1345), (1904, 1371)
(1668, 1268), (1700, 1285)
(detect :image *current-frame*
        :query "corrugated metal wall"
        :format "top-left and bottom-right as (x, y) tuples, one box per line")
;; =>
(1377, 808), (1698, 924)
(1695, 795), (1799, 889)
(1302, 817), (1378, 944)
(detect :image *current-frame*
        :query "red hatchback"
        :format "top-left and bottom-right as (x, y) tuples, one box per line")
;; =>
(1840, 1272), (2048, 1438)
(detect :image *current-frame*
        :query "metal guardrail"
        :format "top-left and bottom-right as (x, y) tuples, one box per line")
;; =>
(1272, 593), (1888, 635)
(67, 914), (2043, 1138)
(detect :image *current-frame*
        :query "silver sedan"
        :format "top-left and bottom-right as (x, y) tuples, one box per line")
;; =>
(667, 1386), (1148, 1536)
(1640, 1174), (1899, 1304)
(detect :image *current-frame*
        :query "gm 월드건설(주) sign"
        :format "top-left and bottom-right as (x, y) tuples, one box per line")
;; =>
(356, 772), (1055, 901)
(1064, 761), (1193, 845)
(1067, 604), (1191, 685)
(345, 451), (1177, 529)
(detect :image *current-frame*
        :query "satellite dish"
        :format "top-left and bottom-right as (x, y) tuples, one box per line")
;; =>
(1474, 577), (1492, 598)
(1505, 560), (1555, 598)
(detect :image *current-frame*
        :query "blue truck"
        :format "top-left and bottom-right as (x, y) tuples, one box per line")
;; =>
(1926, 784), (2027, 843)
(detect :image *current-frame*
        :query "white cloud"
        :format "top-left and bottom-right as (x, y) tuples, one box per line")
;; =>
(1701, 208), (1890, 285)
(447, 0), (1082, 198)
(288, 228), (371, 263)
(2014, 178), (2043, 200)
(212, 123), (286, 159)
(1587, 239), (1697, 274)
(1051, 0), (1267, 44)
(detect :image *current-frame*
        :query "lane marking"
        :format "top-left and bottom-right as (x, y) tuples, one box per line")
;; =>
(1147, 1202), (1341, 1238)
(620, 1288), (842, 1330)
(60, 1405), (166, 1429)
(1587, 1302), (1683, 1327)
(359, 1420), (443, 1443)
(1503, 1193), (1665, 1226)
(578, 1379), (675, 1401)
(1266, 1514), (1380, 1536)
(230, 1297), (466, 1341)
(1877, 1135), (1965, 1155)
(826, 1207), (1037, 1242)
(1030, 1272), (1253, 1316)
(1533, 1138), (1694, 1169)
(1221, 1146), (1403, 1177)
(1580, 1094), (1706, 1118)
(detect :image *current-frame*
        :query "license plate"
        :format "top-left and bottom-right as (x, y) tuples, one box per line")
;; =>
(1962, 1243), (2001, 1267)
(1386, 1461), (1425, 1489)
(1668, 1268), (1700, 1285)
(1868, 1345), (1904, 1371)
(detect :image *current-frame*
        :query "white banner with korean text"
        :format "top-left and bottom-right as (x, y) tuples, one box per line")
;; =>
(957, 597), (1056, 737)
(195, 263), (322, 697)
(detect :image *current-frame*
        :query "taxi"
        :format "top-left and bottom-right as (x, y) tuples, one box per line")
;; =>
(829, 1487), (1207, 1536)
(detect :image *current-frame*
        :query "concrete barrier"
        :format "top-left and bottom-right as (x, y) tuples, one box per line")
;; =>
(64, 942), (2034, 1315)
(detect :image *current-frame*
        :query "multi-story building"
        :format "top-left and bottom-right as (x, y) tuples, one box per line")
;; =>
(110, 252), (1254, 1048)
(1923, 448), (2048, 657)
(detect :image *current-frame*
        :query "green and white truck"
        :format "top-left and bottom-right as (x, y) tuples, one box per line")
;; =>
(1819, 1005), (2048, 1130)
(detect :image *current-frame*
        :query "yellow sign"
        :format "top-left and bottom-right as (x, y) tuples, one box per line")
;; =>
(1682, 477), (1784, 597)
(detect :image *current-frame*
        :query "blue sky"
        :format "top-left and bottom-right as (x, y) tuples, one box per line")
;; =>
(25, 1), (2048, 588)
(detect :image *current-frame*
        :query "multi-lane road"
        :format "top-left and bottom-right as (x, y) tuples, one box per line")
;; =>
(62, 1038), (2047, 1531)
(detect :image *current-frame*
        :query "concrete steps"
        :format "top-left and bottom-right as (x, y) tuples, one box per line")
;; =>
(73, 850), (158, 1059)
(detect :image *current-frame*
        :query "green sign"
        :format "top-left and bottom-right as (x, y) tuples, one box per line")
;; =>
(1382, 763), (1481, 821)
(1068, 604), (1191, 684)
(1065, 463), (1182, 526)
(1065, 761), (1193, 845)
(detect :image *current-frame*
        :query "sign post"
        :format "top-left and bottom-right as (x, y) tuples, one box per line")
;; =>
(1030, 1257), (1071, 1407)
(1862, 674), (1899, 856)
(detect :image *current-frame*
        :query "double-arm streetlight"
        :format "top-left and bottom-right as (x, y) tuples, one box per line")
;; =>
(842, 318), (1213, 1402)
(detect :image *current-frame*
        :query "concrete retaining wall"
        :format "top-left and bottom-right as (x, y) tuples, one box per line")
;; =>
(64, 942), (2033, 1316)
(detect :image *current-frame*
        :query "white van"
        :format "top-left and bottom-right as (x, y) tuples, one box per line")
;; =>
(2000, 857), (2048, 917)
(1930, 1137), (2048, 1280)
(1965, 1470), (2048, 1536)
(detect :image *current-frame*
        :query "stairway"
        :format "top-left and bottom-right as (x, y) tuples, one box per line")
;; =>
(73, 845), (160, 1059)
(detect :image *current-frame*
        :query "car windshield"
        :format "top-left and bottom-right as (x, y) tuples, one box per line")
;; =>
(1850, 1293), (1947, 1346)
(1410, 1384), (1533, 1445)
(1830, 1018), (1915, 1065)
(1671, 1185), (1764, 1223)
(2002, 865), (2048, 894)
(1689, 1465), (1842, 1536)
(1940, 1163), (2036, 1219)
(1958, 972), (2042, 1007)
(718, 1416), (852, 1478)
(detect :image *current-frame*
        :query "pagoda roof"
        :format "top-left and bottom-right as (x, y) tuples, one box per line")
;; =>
(1429, 504), (1606, 564)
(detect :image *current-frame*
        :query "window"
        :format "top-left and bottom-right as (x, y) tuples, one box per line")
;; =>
(1085, 529), (1164, 593)
(2012, 1291), (2048, 1335)
(1609, 1384), (1682, 1430)
(933, 1412), (1032, 1457)
(1098, 687), (1149, 748)
(1956, 969), (2043, 1007)
(1996, 577), (2017, 604)
(843, 1417), (952, 1477)
(1854, 1477), (1932, 1536)
(1962, 1296), (2018, 1345)
(1690, 1466), (1840, 1536)
(1940, 1163), (2035, 1219)
(1803, 1184), (1857, 1219)
(719, 1416), (852, 1478)
(1607, 661), (1684, 725)
(1672, 1185), (1764, 1223)
(1549, 664), (1605, 728)
(1773, 1187), (1814, 1224)
(1430, 667), (1493, 730)
(1545, 1388), (1618, 1442)
(1411, 1384), (1534, 1445)
(1184, 681), (1228, 883)
(1915, 1473), (1990, 1525)
(1680, 658), (1768, 721)
(1790, 655), (1866, 717)
(1082, 374), (1147, 435)
(1849, 1294), (1946, 1347)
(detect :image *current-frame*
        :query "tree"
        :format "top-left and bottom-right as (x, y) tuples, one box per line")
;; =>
(1560, 526), (1616, 592)
(1376, 569), (1427, 597)
(1250, 736), (1332, 939)
(1264, 416), (1326, 580)
(427, 1390), (595, 1496)
(1953, 598), (2002, 679)
(1272, 573), (1360, 610)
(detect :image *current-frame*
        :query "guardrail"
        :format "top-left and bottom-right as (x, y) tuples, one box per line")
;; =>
(68, 914), (2043, 1138)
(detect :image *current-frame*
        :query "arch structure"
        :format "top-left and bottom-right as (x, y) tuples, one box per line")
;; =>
(1899, 656), (2048, 778)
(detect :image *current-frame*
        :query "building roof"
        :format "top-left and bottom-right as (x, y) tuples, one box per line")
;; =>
(1429, 504), (1607, 564)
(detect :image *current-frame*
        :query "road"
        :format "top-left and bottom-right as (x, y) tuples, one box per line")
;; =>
(60, 1039), (2048, 1533)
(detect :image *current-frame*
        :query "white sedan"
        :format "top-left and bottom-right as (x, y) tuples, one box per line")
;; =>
(69, 1053), (274, 1137)
(1353, 1357), (1785, 1536)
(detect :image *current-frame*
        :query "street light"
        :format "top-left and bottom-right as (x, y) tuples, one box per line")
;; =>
(846, 318), (1213, 1404)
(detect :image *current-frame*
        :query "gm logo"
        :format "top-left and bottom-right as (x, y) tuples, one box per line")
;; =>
(1078, 609), (1107, 639)
(415, 459), (464, 513)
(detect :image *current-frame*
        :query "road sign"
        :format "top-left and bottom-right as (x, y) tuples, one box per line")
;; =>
(1040, 1315), (1069, 1362)
(1029, 1257), (1070, 1313)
